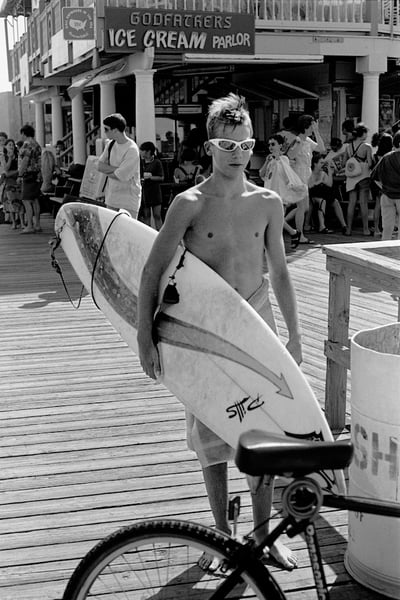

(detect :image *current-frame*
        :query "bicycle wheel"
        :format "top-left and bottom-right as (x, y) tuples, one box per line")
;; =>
(62, 518), (285, 600)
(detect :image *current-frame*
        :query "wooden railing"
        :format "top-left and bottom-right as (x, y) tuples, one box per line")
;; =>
(58, 120), (100, 167)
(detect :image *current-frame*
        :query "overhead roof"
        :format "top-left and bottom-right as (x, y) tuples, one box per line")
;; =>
(232, 78), (319, 101)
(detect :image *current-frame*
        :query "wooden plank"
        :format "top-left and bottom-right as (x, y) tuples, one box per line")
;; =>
(0, 217), (388, 599)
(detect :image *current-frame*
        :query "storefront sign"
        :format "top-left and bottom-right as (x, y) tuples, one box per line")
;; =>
(104, 7), (255, 54)
(63, 7), (95, 41)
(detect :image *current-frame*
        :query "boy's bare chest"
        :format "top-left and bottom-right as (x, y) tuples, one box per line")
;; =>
(185, 200), (267, 250)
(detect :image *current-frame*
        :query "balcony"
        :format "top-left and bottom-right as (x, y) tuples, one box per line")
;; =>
(104, 0), (400, 34)
(6, 0), (400, 91)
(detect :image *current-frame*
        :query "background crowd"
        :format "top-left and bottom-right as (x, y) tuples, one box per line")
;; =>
(1, 110), (400, 245)
(258, 113), (400, 248)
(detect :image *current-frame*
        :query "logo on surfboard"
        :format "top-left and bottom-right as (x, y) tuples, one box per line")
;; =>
(226, 394), (264, 423)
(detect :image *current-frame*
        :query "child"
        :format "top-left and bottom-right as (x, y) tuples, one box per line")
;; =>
(137, 94), (302, 571)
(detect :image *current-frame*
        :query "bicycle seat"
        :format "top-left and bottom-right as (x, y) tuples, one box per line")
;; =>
(235, 430), (353, 477)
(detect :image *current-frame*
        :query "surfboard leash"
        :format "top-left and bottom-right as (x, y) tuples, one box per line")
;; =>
(153, 248), (187, 340)
(50, 210), (126, 310)
(160, 247), (188, 305)
(89, 210), (129, 310)
(49, 234), (85, 309)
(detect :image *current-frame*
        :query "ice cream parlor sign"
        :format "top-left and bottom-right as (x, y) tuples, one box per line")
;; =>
(104, 7), (255, 54)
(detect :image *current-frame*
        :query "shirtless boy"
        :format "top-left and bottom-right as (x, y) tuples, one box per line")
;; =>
(137, 94), (302, 570)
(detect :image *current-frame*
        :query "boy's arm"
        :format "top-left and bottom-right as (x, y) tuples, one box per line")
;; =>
(264, 195), (302, 364)
(114, 147), (140, 182)
(137, 193), (196, 379)
(98, 162), (116, 175)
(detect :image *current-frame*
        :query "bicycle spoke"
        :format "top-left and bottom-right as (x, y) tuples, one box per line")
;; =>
(63, 521), (274, 600)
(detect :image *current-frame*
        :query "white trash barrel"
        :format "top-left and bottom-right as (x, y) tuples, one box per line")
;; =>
(345, 323), (400, 599)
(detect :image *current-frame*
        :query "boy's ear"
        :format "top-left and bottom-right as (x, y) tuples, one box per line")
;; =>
(204, 141), (213, 156)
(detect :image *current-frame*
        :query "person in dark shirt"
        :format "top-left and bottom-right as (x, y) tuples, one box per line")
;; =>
(18, 124), (42, 233)
(139, 141), (164, 231)
(371, 130), (400, 240)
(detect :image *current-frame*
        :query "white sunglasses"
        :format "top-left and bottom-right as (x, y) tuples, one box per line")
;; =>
(208, 138), (255, 152)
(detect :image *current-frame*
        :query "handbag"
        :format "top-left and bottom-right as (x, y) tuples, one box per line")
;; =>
(345, 143), (363, 177)
(275, 157), (308, 204)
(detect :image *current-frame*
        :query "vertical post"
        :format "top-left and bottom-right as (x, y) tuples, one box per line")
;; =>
(134, 70), (156, 146)
(356, 56), (387, 142)
(71, 92), (86, 165)
(34, 101), (45, 147)
(325, 268), (350, 430)
(360, 72), (380, 140)
(100, 81), (116, 137)
(51, 92), (63, 145)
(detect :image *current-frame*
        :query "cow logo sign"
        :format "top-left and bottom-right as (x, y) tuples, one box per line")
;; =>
(63, 7), (95, 41)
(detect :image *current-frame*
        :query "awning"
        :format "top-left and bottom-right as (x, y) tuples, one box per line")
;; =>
(67, 72), (96, 100)
(273, 78), (319, 99)
(231, 76), (319, 101)
(67, 59), (126, 99)
(183, 53), (324, 65)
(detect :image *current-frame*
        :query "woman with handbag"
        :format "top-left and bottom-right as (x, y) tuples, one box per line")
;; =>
(343, 123), (373, 236)
(285, 115), (325, 243)
(259, 134), (307, 249)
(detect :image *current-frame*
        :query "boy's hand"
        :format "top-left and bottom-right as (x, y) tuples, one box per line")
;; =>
(138, 336), (162, 380)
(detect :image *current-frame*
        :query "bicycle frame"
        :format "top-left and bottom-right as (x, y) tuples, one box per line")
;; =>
(210, 488), (400, 600)
(323, 492), (400, 518)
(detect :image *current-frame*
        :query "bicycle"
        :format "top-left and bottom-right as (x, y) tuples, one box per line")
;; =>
(62, 430), (400, 600)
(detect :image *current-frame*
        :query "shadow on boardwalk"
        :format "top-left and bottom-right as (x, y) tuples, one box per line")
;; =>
(0, 215), (392, 599)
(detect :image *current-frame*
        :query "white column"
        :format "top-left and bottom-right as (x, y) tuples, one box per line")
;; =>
(134, 70), (156, 145)
(51, 93), (63, 145)
(71, 92), (86, 165)
(356, 55), (387, 141)
(100, 81), (116, 136)
(360, 72), (381, 138)
(34, 101), (45, 147)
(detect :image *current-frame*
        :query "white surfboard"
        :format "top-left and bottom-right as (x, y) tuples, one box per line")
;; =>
(55, 203), (346, 494)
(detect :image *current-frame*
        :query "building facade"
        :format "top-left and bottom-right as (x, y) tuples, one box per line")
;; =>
(3, 0), (400, 166)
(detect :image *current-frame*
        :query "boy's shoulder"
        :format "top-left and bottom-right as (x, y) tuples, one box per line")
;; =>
(246, 179), (280, 200)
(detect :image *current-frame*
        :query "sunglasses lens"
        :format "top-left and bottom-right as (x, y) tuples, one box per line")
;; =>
(217, 139), (237, 151)
(241, 140), (255, 150)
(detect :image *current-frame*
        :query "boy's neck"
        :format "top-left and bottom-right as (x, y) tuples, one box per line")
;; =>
(209, 170), (247, 194)
(114, 132), (129, 144)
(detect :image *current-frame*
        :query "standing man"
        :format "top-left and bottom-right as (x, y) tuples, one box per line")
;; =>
(97, 113), (141, 218)
(371, 130), (400, 240)
(18, 125), (42, 233)
(137, 94), (302, 570)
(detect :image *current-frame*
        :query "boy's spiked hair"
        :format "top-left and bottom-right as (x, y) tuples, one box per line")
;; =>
(206, 93), (252, 139)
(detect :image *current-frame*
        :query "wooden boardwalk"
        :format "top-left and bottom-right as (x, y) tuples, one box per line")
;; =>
(0, 213), (396, 600)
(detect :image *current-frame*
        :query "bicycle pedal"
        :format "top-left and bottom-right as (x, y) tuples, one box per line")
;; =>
(228, 495), (241, 537)
(228, 496), (241, 520)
